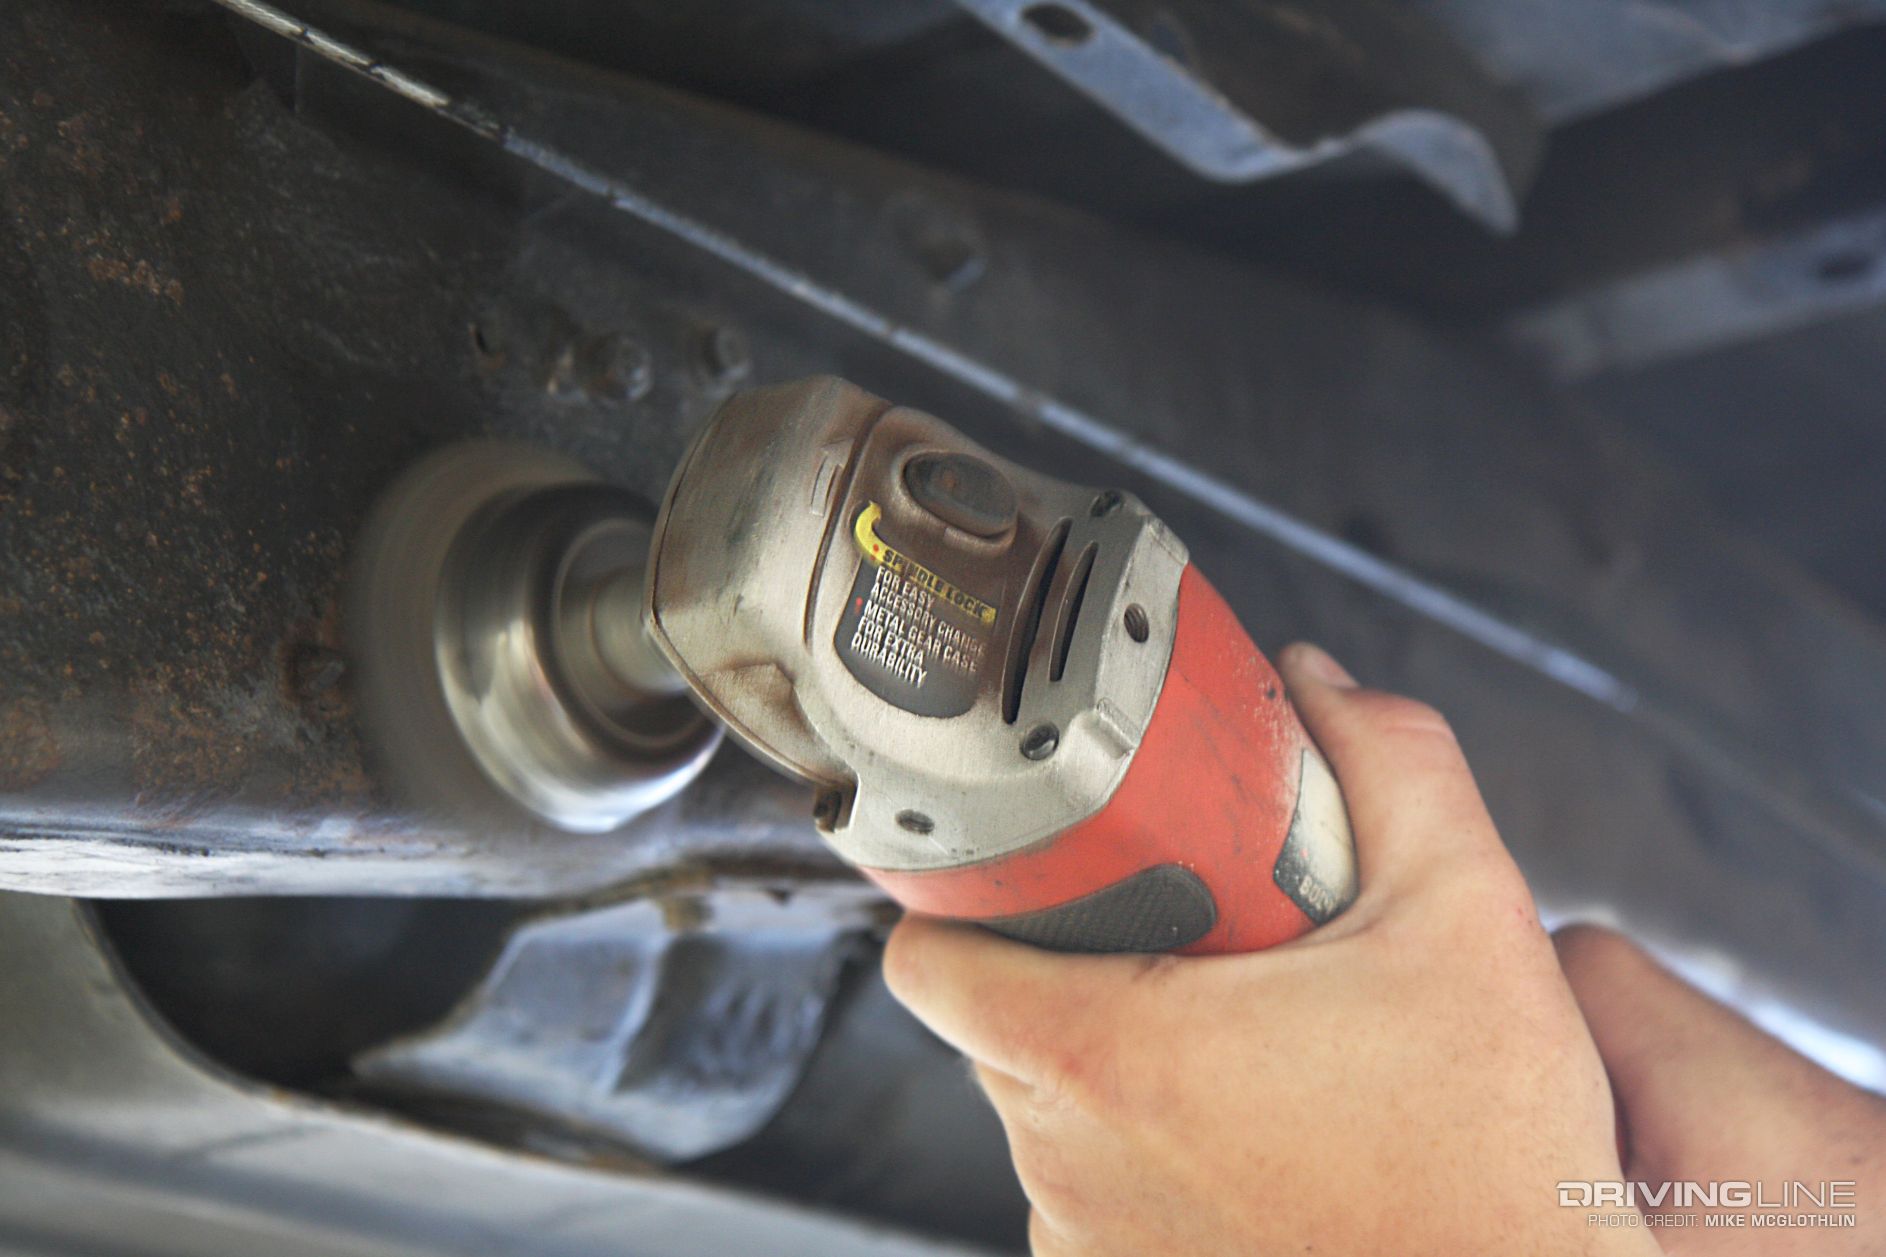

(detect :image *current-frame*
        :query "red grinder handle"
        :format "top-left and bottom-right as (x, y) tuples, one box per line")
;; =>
(862, 567), (1358, 954)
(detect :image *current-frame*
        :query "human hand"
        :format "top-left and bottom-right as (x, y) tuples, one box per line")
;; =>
(1555, 925), (1886, 1254)
(885, 642), (1657, 1256)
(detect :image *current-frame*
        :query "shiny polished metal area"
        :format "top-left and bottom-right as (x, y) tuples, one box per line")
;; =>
(348, 442), (720, 833)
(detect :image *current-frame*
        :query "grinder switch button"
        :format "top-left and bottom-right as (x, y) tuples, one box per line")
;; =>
(903, 452), (1018, 537)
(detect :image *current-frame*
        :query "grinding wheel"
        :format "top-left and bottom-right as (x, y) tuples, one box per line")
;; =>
(347, 441), (720, 833)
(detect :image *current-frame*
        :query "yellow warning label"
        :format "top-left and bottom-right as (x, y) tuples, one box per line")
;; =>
(852, 502), (998, 627)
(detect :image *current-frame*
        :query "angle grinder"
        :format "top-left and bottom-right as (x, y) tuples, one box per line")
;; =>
(349, 376), (1356, 953)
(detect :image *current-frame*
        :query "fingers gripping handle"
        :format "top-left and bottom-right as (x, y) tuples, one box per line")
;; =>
(864, 568), (1358, 954)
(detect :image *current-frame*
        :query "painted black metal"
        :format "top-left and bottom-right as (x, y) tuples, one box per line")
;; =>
(946, 0), (1542, 232)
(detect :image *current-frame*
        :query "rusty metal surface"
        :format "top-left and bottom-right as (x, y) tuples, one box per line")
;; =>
(0, 0), (844, 897)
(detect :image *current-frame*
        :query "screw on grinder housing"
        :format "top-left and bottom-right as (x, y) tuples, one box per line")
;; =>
(646, 376), (1357, 953)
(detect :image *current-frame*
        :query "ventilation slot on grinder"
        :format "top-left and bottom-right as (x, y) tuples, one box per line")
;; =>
(1002, 519), (1070, 724)
(1049, 542), (1098, 683)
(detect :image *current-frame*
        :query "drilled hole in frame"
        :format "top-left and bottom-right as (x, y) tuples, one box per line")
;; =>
(1123, 604), (1150, 643)
(469, 319), (505, 365)
(896, 810), (935, 835)
(1816, 249), (1876, 284)
(1021, 3), (1095, 46)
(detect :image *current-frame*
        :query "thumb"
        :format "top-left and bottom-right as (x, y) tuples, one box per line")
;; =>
(1553, 924), (1884, 1186)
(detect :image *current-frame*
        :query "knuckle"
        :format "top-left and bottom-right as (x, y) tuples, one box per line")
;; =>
(1038, 1040), (1118, 1113)
(969, 1060), (1009, 1106)
(1459, 844), (1534, 904)
(1016, 1016), (1132, 1116)
(1008, 1007), (1069, 1067)
(1028, 1209), (1069, 1257)
(1010, 1140), (1079, 1220)
(878, 924), (924, 1001)
(1392, 852), (1538, 948)
(1393, 833), (1525, 906)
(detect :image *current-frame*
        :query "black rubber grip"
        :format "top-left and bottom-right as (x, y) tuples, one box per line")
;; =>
(983, 864), (1218, 953)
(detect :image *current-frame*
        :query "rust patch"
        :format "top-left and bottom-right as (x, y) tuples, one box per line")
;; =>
(290, 743), (375, 807)
(129, 674), (254, 808)
(84, 253), (183, 304)
(53, 111), (104, 177)
(279, 594), (376, 804)
(0, 699), (59, 791)
(281, 639), (349, 721)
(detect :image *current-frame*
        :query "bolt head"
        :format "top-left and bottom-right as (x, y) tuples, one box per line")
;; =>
(1021, 723), (1060, 760)
(699, 324), (751, 385)
(581, 333), (653, 403)
(891, 194), (986, 292)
